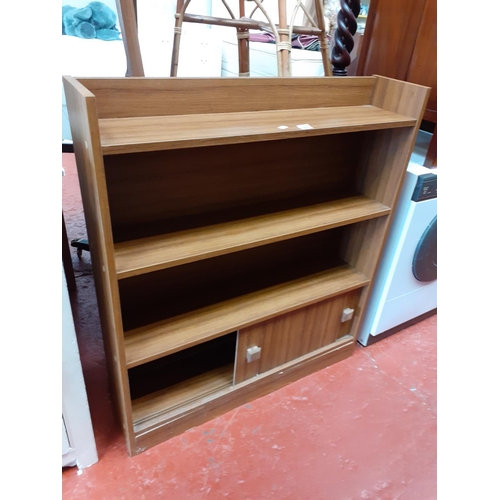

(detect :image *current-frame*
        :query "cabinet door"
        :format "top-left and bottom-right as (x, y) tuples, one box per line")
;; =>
(405, 0), (437, 121)
(234, 290), (361, 384)
(356, 0), (427, 81)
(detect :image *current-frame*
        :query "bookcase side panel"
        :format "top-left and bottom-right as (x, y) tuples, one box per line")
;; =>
(340, 78), (430, 343)
(63, 77), (135, 453)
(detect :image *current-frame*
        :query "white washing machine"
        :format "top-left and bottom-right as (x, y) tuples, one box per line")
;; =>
(357, 162), (437, 346)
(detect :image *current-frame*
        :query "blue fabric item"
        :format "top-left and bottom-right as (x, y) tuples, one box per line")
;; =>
(62, 1), (121, 41)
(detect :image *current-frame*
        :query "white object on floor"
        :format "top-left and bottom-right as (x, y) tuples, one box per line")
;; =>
(221, 38), (324, 77)
(62, 266), (98, 470)
(410, 130), (433, 166)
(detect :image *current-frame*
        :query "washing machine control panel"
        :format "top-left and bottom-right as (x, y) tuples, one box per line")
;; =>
(412, 173), (437, 202)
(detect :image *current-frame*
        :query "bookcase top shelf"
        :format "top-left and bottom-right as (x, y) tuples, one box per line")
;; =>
(99, 105), (416, 154)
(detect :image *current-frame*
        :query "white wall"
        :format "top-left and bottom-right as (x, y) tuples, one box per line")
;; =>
(62, 1), (219, 77)
(137, 0), (220, 77)
(62, 0), (222, 140)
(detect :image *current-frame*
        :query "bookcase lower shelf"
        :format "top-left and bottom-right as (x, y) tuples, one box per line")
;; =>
(132, 335), (356, 452)
(128, 285), (362, 451)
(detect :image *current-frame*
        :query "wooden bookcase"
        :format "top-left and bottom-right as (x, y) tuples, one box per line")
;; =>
(63, 75), (429, 456)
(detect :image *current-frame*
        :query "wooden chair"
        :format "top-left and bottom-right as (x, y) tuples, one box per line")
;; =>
(170, 0), (332, 77)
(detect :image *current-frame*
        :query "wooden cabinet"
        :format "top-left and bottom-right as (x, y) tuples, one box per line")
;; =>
(63, 75), (429, 456)
(356, 0), (436, 124)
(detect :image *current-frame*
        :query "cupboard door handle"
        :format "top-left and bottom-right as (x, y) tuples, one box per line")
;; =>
(341, 308), (355, 322)
(246, 346), (262, 363)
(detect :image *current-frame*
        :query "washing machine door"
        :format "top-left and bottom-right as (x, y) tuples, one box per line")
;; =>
(412, 216), (437, 282)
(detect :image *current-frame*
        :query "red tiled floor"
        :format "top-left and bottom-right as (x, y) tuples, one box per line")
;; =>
(62, 153), (437, 499)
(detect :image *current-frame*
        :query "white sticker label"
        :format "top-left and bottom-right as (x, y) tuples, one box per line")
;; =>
(277, 125), (288, 130)
(297, 124), (313, 130)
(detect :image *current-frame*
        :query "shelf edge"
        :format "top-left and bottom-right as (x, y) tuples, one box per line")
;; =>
(99, 106), (417, 155)
(115, 197), (391, 280)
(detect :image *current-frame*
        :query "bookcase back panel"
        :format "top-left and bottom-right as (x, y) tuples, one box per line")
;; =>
(78, 77), (376, 118)
(119, 229), (344, 331)
(104, 134), (362, 242)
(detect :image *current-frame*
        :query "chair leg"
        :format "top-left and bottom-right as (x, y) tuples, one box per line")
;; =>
(277, 0), (291, 77)
(170, 22), (182, 77)
(315, 0), (332, 76)
(62, 213), (76, 292)
(170, 0), (186, 77)
(115, 0), (144, 76)
(237, 28), (250, 77)
(236, 0), (250, 77)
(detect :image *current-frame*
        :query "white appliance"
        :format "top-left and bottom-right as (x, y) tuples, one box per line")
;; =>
(357, 162), (437, 346)
(62, 266), (98, 469)
(221, 37), (325, 77)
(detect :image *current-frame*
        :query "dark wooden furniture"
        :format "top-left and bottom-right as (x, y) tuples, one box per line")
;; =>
(330, 0), (361, 76)
(63, 75), (429, 455)
(356, 0), (437, 165)
(62, 213), (76, 292)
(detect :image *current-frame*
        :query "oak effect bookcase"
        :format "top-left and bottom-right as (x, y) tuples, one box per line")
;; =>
(63, 75), (429, 456)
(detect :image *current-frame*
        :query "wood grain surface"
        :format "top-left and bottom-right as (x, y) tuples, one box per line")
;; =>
(124, 265), (369, 368)
(98, 105), (415, 154)
(114, 196), (390, 279)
